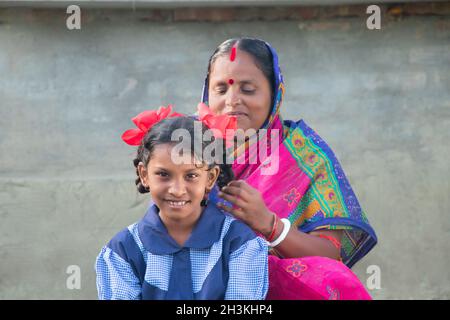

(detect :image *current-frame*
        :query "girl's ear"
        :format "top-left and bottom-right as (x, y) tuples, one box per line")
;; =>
(206, 165), (220, 190)
(137, 162), (149, 188)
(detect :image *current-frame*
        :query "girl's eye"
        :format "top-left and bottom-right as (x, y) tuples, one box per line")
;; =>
(186, 173), (199, 180)
(156, 172), (168, 177)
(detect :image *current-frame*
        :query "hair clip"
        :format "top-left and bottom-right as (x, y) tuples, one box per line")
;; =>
(121, 105), (184, 146)
(197, 102), (237, 143)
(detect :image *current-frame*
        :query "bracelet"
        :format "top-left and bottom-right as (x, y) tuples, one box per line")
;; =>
(266, 214), (279, 242)
(317, 234), (341, 249)
(269, 218), (291, 248)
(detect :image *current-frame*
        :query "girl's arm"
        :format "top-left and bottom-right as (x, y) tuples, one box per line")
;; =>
(225, 236), (269, 300)
(95, 246), (142, 300)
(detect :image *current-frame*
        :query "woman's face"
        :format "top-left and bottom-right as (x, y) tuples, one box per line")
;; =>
(208, 49), (272, 131)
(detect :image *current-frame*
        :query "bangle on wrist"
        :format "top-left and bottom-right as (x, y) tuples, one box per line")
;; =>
(266, 213), (278, 242)
(269, 218), (291, 248)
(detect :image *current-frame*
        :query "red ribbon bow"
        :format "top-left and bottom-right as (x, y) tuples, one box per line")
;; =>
(197, 102), (237, 143)
(121, 105), (184, 146)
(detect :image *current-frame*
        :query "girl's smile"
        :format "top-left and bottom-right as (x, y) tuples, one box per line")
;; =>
(164, 199), (190, 209)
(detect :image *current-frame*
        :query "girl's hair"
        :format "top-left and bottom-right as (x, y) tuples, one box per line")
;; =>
(133, 116), (234, 193)
(206, 37), (275, 105)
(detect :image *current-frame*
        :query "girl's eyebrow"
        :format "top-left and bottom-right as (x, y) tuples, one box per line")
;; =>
(154, 166), (201, 173)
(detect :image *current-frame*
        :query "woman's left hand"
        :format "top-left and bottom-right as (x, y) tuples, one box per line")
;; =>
(217, 180), (274, 236)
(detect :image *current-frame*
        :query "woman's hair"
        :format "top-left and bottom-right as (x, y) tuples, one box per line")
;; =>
(206, 37), (275, 105)
(133, 116), (234, 193)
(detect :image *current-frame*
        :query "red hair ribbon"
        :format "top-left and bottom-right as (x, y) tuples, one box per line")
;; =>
(121, 105), (184, 146)
(197, 102), (237, 142)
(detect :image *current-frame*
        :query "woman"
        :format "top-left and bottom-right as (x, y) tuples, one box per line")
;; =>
(199, 38), (378, 300)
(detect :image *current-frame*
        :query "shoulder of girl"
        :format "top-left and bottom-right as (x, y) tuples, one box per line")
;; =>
(224, 217), (258, 244)
(105, 224), (140, 256)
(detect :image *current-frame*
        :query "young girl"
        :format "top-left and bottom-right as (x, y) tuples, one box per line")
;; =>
(95, 106), (268, 300)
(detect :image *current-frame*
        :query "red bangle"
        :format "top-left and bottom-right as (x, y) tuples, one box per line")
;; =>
(317, 234), (341, 249)
(266, 214), (279, 242)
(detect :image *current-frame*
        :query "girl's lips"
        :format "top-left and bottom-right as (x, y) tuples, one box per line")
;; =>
(164, 200), (190, 208)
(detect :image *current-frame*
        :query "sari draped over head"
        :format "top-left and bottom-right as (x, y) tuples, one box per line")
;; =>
(200, 39), (377, 299)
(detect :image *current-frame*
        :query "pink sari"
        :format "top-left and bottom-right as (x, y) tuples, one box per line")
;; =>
(267, 256), (371, 300)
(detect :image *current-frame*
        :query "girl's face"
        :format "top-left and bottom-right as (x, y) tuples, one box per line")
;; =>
(208, 49), (272, 132)
(138, 144), (220, 222)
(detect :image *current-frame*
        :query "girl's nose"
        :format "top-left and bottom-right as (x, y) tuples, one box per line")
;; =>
(168, 180), (187, 197)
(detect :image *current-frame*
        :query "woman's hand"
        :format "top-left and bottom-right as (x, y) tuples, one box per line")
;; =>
(217, 180), (274, 236)
(217, 180), (343, 261)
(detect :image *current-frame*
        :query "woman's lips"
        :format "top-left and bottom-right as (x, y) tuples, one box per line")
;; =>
(227, 112), (248, 118)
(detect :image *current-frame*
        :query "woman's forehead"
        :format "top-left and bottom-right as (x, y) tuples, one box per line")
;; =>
(209, 50), (265, 80)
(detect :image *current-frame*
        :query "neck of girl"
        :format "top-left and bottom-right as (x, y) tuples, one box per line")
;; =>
(159, 207), (204, 247)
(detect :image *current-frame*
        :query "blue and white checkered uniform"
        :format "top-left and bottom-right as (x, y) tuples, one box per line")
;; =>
(95, 202), (269, 300)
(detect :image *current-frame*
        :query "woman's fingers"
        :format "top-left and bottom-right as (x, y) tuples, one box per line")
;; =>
(220, 185), (250, 201)
(218, 190), (248, 209)
(217, 203), (245, 219)
(227, 179), (246, 187)
(227, 180), (255, 194)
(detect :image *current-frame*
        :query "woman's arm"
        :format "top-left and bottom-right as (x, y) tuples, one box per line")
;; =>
(269, 227), (342, 260)
(218, 180), (343, 261)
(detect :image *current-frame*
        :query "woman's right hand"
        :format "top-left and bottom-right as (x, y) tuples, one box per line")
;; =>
(217, 180), (275, 237)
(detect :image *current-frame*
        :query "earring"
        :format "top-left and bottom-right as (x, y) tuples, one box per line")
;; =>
(201, 189), (210, 207)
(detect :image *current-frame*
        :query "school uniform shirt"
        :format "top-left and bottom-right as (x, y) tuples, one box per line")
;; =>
(95, 201), (269, 300)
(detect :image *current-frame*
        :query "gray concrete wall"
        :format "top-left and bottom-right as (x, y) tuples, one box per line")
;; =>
(0, 0), (431, 9)
(0, 5), (449, 299)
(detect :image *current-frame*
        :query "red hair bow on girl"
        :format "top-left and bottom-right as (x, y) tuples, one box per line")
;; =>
(197, 102), (237, 142)
(121, 105), (184, 146)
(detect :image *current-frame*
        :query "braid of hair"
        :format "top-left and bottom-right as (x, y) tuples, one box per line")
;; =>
(133, 144), (150, 194)
(216, 140), (234, 189)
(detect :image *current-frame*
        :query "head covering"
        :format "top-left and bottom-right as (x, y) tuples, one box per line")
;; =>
(201, 38), (377, 268)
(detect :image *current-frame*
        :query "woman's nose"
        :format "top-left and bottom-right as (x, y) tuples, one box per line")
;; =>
(225, 88), (242, 108)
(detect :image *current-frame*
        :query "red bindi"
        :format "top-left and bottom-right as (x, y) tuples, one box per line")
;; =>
(230, 45), (237, 62)
(228, 79), (234, 85)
